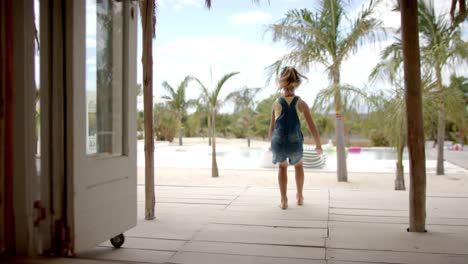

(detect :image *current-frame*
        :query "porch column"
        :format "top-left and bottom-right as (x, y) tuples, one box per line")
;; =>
(400, 0), (427, 232)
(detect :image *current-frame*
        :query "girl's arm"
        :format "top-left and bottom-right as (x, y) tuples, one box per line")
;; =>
(299, 100), (322, 153)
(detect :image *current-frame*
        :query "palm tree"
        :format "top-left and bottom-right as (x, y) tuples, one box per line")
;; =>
(369, 37), (406, 190)
(253, 94), (278, 139)
(193, 72), (239, 177)
(417, 1), (467, 175)
(226, 87), (261, 147)
(161, 76), (195, 146)
(446, 75), (467, 148)
(388, 0), (466, 231)
(370, 32), (465, 189)
(267, 0), (383, 182)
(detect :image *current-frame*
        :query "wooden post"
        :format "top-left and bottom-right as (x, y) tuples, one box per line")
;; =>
(141, 0), (155, 220)
(400, 0), (426, 232)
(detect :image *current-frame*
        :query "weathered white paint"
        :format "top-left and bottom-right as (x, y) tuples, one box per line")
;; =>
(67, 0), (137, 253)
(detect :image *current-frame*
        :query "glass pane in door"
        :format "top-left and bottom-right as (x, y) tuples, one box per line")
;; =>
(86, 0), (124, 155)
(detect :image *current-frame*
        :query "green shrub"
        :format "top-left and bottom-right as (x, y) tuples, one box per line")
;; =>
(154, 104), (177, 142)
(369, 130), (390, 146)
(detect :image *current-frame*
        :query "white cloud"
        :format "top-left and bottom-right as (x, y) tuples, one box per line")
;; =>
(158, 0), (203, 10)
(149, 36), (286, 109)
(228, 11), (273, 25)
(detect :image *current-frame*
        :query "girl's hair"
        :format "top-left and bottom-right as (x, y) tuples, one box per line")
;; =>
(278, 66), (307, 92)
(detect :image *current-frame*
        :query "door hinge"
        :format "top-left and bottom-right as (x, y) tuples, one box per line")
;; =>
(33, 200), (46, 227)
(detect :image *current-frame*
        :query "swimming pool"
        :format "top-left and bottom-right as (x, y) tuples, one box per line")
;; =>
(214, 147), (409, 161)
(136, 141), (468, 173)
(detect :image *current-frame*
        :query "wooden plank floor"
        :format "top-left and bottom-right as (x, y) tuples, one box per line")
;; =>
(67, 185), (468, 264)
(9, 184), (468, 264)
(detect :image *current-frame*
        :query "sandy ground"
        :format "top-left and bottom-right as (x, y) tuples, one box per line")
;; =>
(137, 138), (468, 195)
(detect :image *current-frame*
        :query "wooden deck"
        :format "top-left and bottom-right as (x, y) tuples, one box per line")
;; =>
(9, 182), (468, 264)
(69, 184), (468, 264)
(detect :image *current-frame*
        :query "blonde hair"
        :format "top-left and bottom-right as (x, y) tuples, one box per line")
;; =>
(278, 66), (307, 93)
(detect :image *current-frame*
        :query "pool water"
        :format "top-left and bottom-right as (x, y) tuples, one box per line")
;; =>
(136, 142), (465, 173)
(137, 142), (415, 172)
(328, 148), (409, 160)
(214, 148), (409, 161)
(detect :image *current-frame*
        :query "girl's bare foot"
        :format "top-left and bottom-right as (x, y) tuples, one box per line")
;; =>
(279, 199), (288, 210)
(297, 194), (304, 206)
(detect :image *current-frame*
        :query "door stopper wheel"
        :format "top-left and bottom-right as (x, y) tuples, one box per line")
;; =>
(110, 234), (125, 248)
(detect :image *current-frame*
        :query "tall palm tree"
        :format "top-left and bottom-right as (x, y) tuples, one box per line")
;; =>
(369, 37), (407, 190)
(161, 76), (195, 146)
(446, 75), (467, 148)
(417, 1), (467, 175)
(226, 87), (261, 147)
(267, 0), (383, 182)
(193, 72), (239, 177)
(370, 32), (464, 188)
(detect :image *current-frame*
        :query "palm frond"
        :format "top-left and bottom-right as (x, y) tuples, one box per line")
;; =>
(264, 50), (328, 86)
(192, 77), (210, 99)
(161, 81), (177, 99)
(369, 38), (403, 84)
(213, 72), (240, 106)
(226, 86), (262, 113)
(312, 83), (369, 114)
(319, 0), (343, 55)
(186, 98), (198, 110)
(268, 9), (335, 57)
(338, 0), (384, 62)
(444, 82), (465, 123)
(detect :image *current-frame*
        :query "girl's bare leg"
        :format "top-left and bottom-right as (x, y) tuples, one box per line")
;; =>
(294, 160), (304, 205)
(278, 161), (288, 209)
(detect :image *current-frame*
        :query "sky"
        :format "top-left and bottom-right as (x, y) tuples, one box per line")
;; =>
(33, 0), (466, 112)
(135, 0), (467, 112)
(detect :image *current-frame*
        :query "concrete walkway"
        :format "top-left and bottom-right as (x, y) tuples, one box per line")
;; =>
(9, 139), (468, 264)
(425, 142), (468, 170)
(10, 183), (468, 264)
(67, 184), (468, 264)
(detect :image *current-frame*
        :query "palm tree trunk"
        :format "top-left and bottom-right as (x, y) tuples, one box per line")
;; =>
(207, 111), (212, 146)
(395, 142), (406, 190)
(436, 67), (445, 175)
(335, 117), (347, 182)
(247, 114), (251, 148)
(400, 0), (426, 232)
(178, 128), (183, 146)
(141, 0), (155, 220)
(333, 71), (348, 182)
(211, 110), (219, 177)
(178, 116), (183, 146)
(436, 109), (445, 175)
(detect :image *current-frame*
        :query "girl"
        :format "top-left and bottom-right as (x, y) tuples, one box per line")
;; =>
(269, 67), (322, 210)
